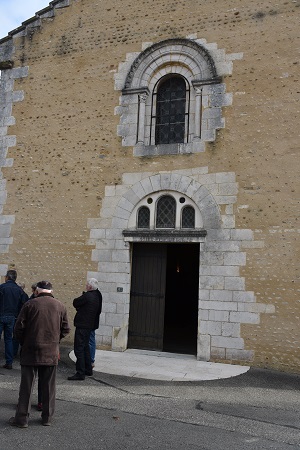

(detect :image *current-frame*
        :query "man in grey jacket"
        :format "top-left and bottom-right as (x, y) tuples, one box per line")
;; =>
(9, 280), (70, 428)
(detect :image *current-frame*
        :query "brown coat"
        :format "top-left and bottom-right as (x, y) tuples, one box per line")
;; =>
(14, 293), (70, 366)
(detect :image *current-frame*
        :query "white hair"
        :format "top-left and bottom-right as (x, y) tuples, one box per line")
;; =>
(86, 278), (98, 290)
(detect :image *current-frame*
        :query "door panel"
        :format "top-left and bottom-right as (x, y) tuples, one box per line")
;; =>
(128, 244), (167, 350)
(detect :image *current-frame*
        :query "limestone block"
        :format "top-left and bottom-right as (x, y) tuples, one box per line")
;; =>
(199, 300), (237, 311)
(97, 324), (113, 337)
(200, 320), (222, 336)
(216, 172), (235, 183)
(224, 252), (246, 266)
(111, 216), (128, 229)
(207, 229), (231, 240)
(200, 275), (224, 290)
(208, 310), (229, 322)
(0, 244), (9, 253)
(233, 291), (255, 303)
(197, 334), (211, 361)
(199, 289), (210, 300)
(211, 336), (244, 349)
(105, 313), (125, 327)
(0, 215), (14, 224)
(226, 349), (254, 361)
(91, 249), (112, 262)
(102, 302), (117, 314)
(12, 91), (24, 102)
(210, 290), (233, 302)
(205, 241), (240, 252)
(230, 311), (260, 324)
(225, 277), (245, 291)
(210, 347), (226, 359)
(198, 309), (209, 320)
(0, 263), (8, 275)
(111, 249), (130, 263)
(231, 229), (253, 240)
(218, 182), (238, 196)
(89, 229), (106, 239)
(222, 215), (236, 229)
(221, 322), (240, 337)
(201, 251), (224, 265)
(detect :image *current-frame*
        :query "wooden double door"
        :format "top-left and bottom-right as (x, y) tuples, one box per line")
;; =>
(128, 243), (200, 355)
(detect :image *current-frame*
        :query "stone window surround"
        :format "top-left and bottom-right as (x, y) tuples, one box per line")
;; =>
(128, 190), (202, 230)
(115, 36), (243, 157)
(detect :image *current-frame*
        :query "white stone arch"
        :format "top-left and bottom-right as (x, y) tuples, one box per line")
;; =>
(114, 173), (221, 230)
(124, 38), (217, 90)
(115, 36), (240, 156)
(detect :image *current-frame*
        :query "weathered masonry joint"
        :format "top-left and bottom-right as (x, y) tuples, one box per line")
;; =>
(115, 36), (243, 157)
(87, 167), (274, 363)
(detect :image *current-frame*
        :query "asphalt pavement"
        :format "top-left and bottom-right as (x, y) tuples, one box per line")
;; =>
(1, 343), (300, 449)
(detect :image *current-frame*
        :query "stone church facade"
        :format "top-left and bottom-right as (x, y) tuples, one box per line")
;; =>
(0, 0), (299, 372)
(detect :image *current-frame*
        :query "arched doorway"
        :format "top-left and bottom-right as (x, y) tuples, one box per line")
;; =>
(128, 242), (199, 355)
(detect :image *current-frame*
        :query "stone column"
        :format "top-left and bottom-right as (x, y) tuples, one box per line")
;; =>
(194, 87), (203, 141)
(137, 93), (148, 144)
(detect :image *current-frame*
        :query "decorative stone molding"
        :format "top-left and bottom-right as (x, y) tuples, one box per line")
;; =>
(115, 36), (243, 157)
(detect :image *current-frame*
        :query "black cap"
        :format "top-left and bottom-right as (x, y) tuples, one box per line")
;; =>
(36, 280), (52, 290)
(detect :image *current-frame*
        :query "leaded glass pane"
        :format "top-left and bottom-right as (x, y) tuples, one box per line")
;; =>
(156, 195), (176, 228)
(155, 77), (186, 145)
(182, 206), (195, 228)
(137, 206), (150, 228)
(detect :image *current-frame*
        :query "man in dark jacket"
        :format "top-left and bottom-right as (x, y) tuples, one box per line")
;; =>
(9, 280), (70, 428)
(0, 269), (28, 369)
(68, 278), (102, 381)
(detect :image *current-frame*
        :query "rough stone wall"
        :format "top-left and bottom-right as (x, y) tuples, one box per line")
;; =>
(0, 0), (299, 370)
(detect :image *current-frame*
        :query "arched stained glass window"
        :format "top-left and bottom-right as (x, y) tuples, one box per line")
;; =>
(155, 76), (187, 145)
(182, 206), (195, 228)
(156, 195), (176, 228)
(137, 206), (150, 228)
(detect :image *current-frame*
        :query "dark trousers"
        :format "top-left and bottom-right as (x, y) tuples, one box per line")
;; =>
(74, 328), (93, 377)
(15, 365), (57, 426)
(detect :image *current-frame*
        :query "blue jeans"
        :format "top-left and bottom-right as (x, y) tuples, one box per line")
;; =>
(89, 330), (96, 364)
(0, 315), (15, 365)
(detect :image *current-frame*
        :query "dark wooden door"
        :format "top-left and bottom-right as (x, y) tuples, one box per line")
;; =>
(128, 243), (167, 350)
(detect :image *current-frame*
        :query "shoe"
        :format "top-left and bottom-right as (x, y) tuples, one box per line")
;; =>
(3, 363), (12, 370)
(67, 373), (85, 381)
(8, 417), (28, 428)
(37, 403), (43, 411)
(42, 419), (51, 426)
(91, 362), (95, 368)
(85, 371), (93, 376)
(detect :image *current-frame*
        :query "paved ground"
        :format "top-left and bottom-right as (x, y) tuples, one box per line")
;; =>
(1, 343), (300, 449)
(71, 348), (250, 381)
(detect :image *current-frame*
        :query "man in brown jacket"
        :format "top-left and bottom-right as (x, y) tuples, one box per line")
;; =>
(9, 280), (70, 428)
